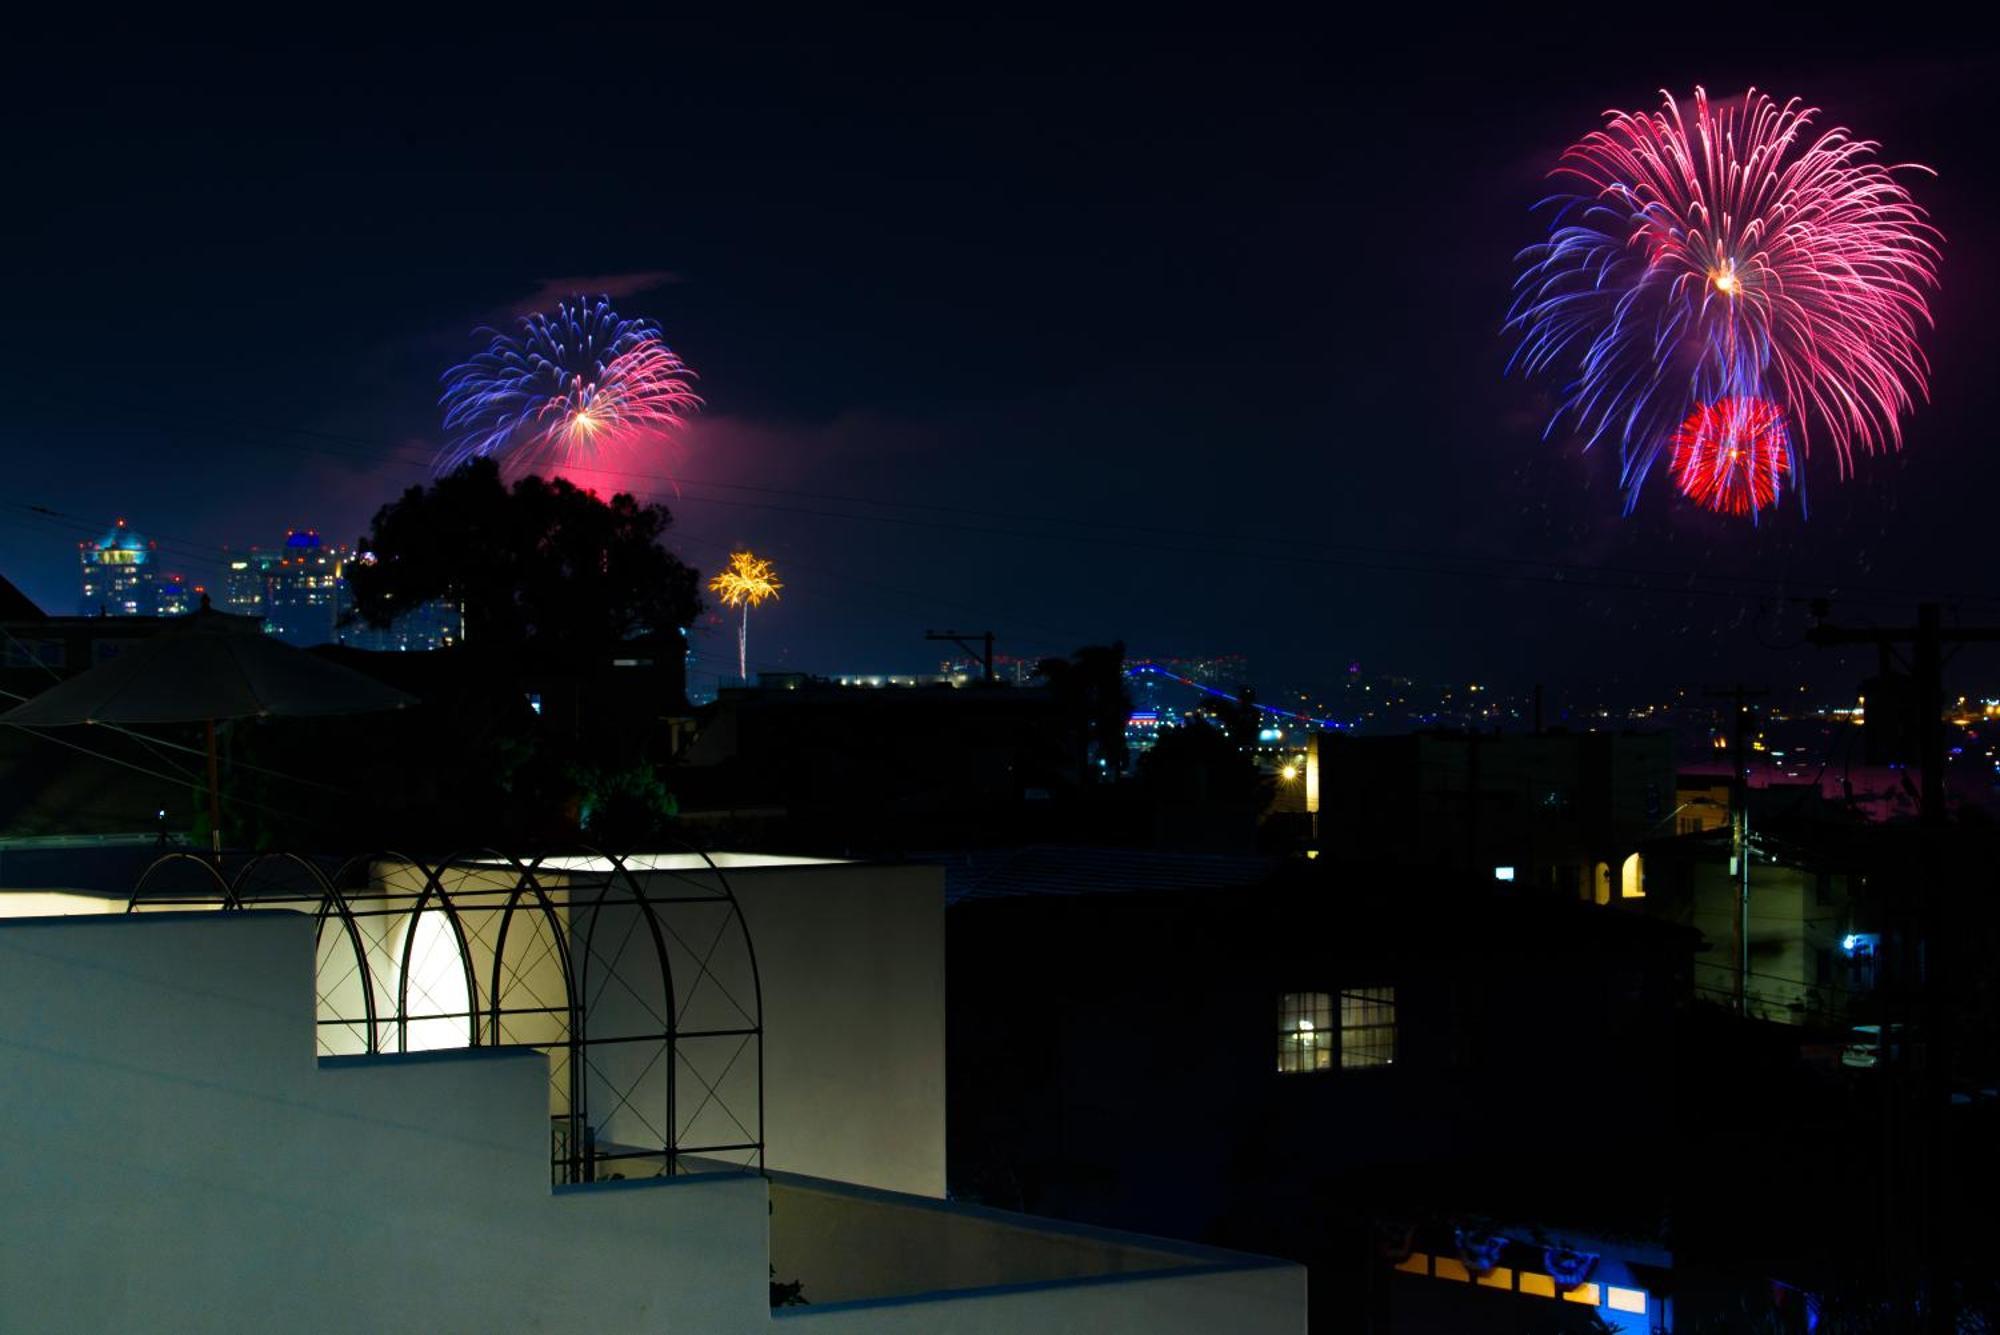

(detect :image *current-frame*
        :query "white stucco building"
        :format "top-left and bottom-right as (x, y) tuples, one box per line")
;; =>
(0, 851), (1305, 1332)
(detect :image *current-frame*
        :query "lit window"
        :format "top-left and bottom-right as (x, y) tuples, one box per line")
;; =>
(1279, 989), (1397, 1071)
(1561, 1282), (1601, 1305)
(1606, 1286), (1647, 1314)
(1620, 853), (1645, 899)
(1340, 987), (1396, 1068)
(1518, 1272), (1557, 1298)
(1493, 865), (1516, 882)
(1277, 992), (1333, 1072)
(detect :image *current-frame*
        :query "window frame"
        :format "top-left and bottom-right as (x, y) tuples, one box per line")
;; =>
(1276, 991), (1334, 1073)
(1276, 985), (1397, 1074)
(1337, 985), (1397, 1070)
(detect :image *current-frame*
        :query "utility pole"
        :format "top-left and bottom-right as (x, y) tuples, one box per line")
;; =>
(1809, 602), (2000, 822)
(925, 630), (995, 684)
(1807, 602), (2000, 1331)
(1704, 683), (1767, 1015)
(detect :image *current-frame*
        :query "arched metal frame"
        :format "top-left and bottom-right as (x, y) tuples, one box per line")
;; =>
(128, 844), (765, 1184)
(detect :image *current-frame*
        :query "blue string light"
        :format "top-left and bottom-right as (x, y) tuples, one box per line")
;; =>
(1125, 663), (1349, 731)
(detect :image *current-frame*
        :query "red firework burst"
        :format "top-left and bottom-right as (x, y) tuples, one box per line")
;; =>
(1511, 87), (1940, 513)
(1668, 398), (1793, 515)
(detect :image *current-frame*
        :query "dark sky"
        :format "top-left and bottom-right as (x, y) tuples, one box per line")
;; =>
(2, 14), (1996, 702)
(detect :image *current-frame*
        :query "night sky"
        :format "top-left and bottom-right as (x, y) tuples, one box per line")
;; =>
(2, 15), (1996, 702)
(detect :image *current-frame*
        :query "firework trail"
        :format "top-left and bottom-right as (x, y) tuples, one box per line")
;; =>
(1509, 87), (1939, 513)
(708, 551), (782, 681)
(438, 295), (701, 479)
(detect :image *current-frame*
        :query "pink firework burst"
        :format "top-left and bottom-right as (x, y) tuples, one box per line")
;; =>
(1511, 88), (1941, 510)
(439, 295), (701, 486)
(532, 336), (699, 472)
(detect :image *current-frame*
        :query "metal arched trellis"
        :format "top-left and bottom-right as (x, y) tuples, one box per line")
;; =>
(129, 845), (764, 1183)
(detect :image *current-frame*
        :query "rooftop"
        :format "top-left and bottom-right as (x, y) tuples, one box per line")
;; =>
(932, 844), (1278, 905)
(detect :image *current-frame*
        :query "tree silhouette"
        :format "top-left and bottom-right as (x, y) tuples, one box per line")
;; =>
(348, 458), (700, 658)
(1035, 642), (1132, 779)
(1138, 717), (1270, 810)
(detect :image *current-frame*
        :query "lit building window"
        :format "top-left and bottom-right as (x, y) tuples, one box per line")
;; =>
(1620, 852), (1645, 899)
(1340, 986), (1396, 1068)
(1277, 992), (1333, 1072)
(1606, 1286), (1647, 1314)
(1280, 988), (1397, 1071)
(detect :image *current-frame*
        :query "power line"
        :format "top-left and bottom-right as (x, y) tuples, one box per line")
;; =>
(16, 400), (2000, 615)
(0, 721), (340, 832)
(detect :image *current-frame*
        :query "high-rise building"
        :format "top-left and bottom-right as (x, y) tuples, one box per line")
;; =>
(221, 548), (280, 618)
(77, 520), (158, 616)
(336, 583), (463, 653)
(229, 529), (460, 650)
(264, 530), (345, 646)
(154, 572), (200, 616)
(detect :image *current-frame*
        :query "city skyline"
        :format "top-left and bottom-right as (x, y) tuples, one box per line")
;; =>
(0, 18), (1995, 697)
(5, 18), (2000, 1330)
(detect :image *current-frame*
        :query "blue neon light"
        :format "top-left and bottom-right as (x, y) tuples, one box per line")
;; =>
(1124, 663), (1349, 731)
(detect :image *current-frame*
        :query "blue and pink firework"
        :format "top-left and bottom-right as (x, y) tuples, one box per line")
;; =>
(1509, 87), (1940, 516)
(437, 295), (701, 481)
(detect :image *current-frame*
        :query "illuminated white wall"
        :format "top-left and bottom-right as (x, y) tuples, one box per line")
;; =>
(773, 1173), (1306, 1335)
(401, 906), (473, 1051)
(0, 890), (124, 918)
(571, 859), (945, 1191)
(293, 855), (940, 1190)
(0, 907), (1301, 1333)
(704, 861), (946, 1196)
(0, 911), (769, 1333)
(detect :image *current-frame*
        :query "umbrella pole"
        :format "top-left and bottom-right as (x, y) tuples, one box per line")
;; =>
(205, 718), (222, 855)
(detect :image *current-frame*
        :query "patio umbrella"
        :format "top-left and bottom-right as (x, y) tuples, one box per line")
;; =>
(0, 602), (416, 850)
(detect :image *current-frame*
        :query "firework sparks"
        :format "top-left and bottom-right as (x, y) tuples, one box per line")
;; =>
(708, 551), (782, 681)
(1509, 87), (1940, 512)
(438, 295), (701, 480)
(1668, 397), (1793, 517)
